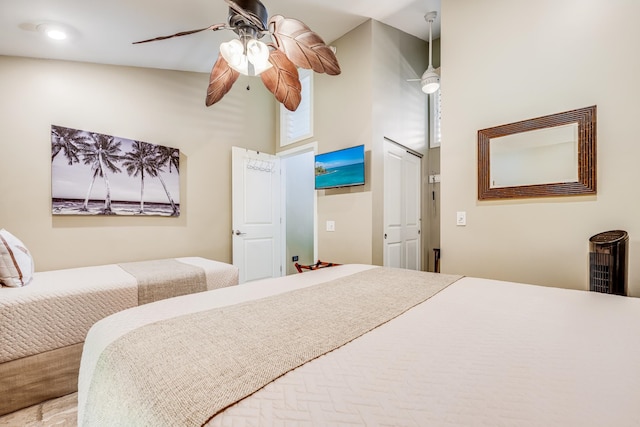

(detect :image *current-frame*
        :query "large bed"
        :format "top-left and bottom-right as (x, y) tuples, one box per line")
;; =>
(78, 265), (640, 426)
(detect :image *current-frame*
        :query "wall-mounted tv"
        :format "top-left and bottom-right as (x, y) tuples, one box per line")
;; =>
(315, 145), (365, 190)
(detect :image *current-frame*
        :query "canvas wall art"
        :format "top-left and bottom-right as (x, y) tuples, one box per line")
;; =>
(51, 125), (180, 216)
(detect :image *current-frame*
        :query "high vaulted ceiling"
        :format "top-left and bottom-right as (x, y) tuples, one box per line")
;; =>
(0, 0), (441, 73)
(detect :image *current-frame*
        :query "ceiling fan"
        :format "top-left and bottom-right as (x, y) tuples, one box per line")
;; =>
(133, 0), (341, 111)
(408, 11), (440, 94)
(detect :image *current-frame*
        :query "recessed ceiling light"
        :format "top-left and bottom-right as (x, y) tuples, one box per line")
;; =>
(36, 23), (74, 41)
(45, 29), (67, 40)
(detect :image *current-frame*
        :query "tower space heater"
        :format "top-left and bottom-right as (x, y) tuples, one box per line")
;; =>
(589, 230), (628, 296)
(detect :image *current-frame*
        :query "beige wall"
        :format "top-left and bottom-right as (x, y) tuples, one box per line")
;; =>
(309, 21), (375, 265)
(0, 56), (275, 271)
(441, 0), (640, 296)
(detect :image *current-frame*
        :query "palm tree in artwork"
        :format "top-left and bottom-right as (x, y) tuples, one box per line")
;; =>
(79, 133), (123, 214)
(154, 146), (180, 216)
(51, 125), (89, 165)
(121, 141), (158, 214)
(156, 146), (179, 174)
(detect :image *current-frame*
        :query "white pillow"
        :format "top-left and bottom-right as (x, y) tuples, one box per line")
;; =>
(0, 229), (35, 287)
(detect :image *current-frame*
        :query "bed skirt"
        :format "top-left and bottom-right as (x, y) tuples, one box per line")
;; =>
(0, 343), (82, 416)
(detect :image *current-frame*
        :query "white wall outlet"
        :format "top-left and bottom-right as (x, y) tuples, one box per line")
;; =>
(456, 211), (466, 226)
(326, 220), (336, 232)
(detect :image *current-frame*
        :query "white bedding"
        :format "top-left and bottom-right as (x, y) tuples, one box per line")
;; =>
(78, 266), (640, 426)
(0, 256), (237, 363)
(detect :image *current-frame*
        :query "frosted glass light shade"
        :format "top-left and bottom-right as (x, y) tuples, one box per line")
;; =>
(220, 38), (272, 76)
(421, 66), (440, 94)
(220, 39), (247, 72)
(246, 39), (270, 71)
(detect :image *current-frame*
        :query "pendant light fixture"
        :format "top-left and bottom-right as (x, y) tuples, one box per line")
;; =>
(421, 11), (440, 94)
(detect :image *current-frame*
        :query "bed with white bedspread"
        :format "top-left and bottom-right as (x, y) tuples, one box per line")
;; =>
(78, 265), (640, 426)
(0, 256), (238, 416)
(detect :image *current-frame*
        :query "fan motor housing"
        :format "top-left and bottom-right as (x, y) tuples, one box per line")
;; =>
(228, 0), (268, 32)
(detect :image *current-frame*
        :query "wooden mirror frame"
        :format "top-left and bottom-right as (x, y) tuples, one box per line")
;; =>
(478, 105), (597, 200)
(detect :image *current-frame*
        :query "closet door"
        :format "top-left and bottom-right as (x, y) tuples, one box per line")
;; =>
(383, 140), (421, 270)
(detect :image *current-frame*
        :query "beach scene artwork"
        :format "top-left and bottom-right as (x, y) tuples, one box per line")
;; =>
(51, 125), (180, 216)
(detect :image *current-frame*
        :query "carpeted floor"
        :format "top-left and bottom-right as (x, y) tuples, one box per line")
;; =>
(0, 393), (77, 427)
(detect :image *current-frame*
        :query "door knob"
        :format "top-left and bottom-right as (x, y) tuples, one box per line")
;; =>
(234, 230), (246, 236)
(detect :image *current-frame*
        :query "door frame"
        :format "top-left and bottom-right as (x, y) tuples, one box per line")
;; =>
(278, 142), (318, 273)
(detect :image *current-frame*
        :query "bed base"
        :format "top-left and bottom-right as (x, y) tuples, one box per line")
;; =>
(0, 343), (82, 416)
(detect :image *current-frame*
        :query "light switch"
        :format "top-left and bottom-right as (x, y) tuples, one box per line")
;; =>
(456, 211), (466, 226)
(326, 220), (335, 232)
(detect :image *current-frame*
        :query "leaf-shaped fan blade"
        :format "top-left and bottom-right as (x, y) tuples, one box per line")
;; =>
(260, 49), (302, 111)
(133, 23), (226, 44)
(205, 56), (240, 107)
(269, 15), (341, 75)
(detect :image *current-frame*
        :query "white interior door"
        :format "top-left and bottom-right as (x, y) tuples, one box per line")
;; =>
(383, 140), (421, 270)
(232, 147), (281, 283)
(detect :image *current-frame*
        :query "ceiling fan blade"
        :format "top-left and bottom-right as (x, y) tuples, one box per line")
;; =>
(205, 55), (240, 107)
(260, 49), (302, 111)
(133, 23), (227, 44)
(269, 15), (341, 76)
(224, 0), (267, 31)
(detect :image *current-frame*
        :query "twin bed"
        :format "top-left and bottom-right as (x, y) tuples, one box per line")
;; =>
(0, 257), (239, 416)
(78, 265), (640, 426)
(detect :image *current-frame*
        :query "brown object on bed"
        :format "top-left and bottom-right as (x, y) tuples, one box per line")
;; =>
(294, 259), (340, 273)
(0, 343), (82, 416)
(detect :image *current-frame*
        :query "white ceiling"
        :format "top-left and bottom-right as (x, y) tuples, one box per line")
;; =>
(0, 0), (441, 74)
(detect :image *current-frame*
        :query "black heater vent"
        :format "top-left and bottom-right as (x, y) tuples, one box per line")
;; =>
(589, 230), (628, 296)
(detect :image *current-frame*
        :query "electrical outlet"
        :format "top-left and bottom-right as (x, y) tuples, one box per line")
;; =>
(292, 256), (299, 262)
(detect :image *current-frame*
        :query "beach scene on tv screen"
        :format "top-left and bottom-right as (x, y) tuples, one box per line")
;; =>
(315, 146), (365, 189)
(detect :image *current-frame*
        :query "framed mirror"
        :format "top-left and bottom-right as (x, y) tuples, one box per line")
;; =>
(478, 105), (596, 200)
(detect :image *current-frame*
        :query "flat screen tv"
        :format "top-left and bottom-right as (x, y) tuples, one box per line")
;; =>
(315, 145), (365, 190)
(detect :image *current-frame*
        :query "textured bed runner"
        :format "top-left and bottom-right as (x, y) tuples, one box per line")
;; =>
(119, 259), (206, 305)
(82, 267), (461, 427)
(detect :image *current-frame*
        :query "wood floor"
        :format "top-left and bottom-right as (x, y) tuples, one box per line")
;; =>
(0, 393), (77, 427)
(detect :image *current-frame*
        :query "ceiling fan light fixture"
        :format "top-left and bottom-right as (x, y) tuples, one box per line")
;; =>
(421, 66), (440, 94)
(220, 39), (246, 71)
(246, 39), (270, 69)
(219, 38), (272, 76)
